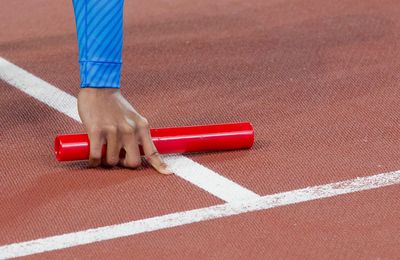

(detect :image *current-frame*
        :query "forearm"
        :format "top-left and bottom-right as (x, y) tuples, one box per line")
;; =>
(72, 0), (124, 88)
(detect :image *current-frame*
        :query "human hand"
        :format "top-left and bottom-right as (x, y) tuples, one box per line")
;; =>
(77, 88), (173, 175)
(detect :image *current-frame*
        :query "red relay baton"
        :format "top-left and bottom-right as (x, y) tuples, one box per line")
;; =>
(55, 122), (254, 161)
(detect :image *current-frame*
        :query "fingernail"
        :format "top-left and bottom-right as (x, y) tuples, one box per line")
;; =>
(160, 166), (174, 175)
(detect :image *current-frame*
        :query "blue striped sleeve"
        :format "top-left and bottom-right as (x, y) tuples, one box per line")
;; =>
(72, 0), (124, 88)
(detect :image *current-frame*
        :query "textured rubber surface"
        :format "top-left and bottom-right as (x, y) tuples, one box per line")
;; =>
(34, 185), (400, 259)
(0, 80), (220, 245)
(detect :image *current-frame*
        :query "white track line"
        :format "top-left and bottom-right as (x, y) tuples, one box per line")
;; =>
(163, 155), (259, 202)
(0, 170), (399, 258)
(0, 58), (80, 122)
(0, 57), (260, 202)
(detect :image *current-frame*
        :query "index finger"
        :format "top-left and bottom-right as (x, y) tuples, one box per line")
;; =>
(138, 123), (173, 175)
(88, 129), (105, 167)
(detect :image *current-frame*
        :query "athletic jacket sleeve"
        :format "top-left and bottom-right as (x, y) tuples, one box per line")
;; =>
(72, 0), (124, 88)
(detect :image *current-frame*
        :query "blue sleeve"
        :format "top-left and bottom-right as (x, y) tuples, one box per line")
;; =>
(72, 0), (124, 88)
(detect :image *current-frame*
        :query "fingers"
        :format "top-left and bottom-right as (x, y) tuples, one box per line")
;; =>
(105, 126), (121, 166)
(137, 119), (173, 175)
(119, 125), (142, 168)
(88, 128), (104, 167)
(88, 126), (120, 167)
(87, 117), (171, 175)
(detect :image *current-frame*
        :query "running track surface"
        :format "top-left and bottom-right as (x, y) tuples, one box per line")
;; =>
(1, 0), (400, 259)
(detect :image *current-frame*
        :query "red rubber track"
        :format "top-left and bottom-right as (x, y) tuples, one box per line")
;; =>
(1, 0), (400, 259)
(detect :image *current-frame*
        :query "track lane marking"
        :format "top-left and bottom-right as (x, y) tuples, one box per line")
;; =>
(0, 57), (260, 202)
(0, 170), (399, 258)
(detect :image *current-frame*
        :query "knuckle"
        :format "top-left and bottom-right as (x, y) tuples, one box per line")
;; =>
(106, 156), (119, 166)
(89, 153), (101, 160)
(146, 151), (160, 161)
(88, 126), (102, 136)
(125, 158), (142, 168)
(105, 125), (118, 134)
(137, 118), (150, 130)
(120, 124), (135, 135)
